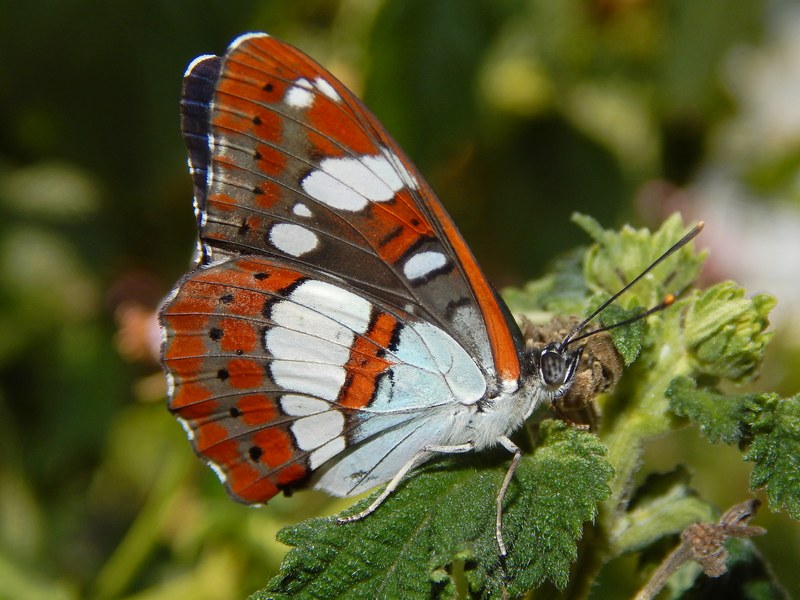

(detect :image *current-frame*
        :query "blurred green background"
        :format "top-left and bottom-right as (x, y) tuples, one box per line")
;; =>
(2, 0), (800, 598)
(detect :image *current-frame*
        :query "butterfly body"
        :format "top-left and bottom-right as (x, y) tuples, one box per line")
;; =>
(161, 33), (582, 550)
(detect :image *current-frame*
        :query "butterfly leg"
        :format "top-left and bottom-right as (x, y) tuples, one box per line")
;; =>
(496, 436), (522, 556)
(337, 442), (475, 525)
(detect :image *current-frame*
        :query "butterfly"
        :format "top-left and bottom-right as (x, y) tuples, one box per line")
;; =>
(160, 32), (699, 555)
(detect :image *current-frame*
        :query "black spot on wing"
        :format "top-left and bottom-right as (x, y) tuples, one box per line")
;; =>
(378, 225), (404, 248)
(248, 445), (263, 462)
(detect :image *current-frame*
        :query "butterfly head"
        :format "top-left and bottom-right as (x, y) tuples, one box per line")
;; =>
(534, 342), (584, 398)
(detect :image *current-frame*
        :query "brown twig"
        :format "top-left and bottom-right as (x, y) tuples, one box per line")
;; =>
(633, 499), (767, 600)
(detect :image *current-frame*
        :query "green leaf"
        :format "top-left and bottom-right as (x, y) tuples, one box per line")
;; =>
(597, 303), (645, 366)
(682, 283), (775, 382)
(667, 376), (754, 444)
(573, 213), (705, 310)
(612, 466), (716, 555)
(668, 378), (800, 521)
(255, 421), (612, 599)
(506, 215), (704, 369)
(745, 394), (800, 520)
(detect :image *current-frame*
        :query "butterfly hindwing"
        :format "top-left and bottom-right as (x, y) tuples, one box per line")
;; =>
(180, 33), (523, 386)
(161, 256), (489, 502)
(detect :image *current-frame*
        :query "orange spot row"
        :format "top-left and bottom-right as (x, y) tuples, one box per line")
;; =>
(230, 463), (278, 503)
(251, 428), (294, 468)
(275, 463), (307, 487)
(237, 393), (277, 426)
(226, 357), (264, 389)
(214, 78), (282, 142)
(217, 317), (258, 353)
(224, 288), (265, 318)
(196, 421), (231, 453)
(254, 142), (287, 177)
(165, 283), (217, 315)
(206, 193), (237, 213)
(170, 381), (214, 411)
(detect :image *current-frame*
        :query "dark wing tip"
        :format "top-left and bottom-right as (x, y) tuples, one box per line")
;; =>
(180, 54), (222, 217)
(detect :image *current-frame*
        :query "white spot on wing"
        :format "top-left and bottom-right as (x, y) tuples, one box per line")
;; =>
(288, 280), (372, 334)
(267, 281), (373, 402)
(165, 371), (175, 398)
(292, 203), (312, 217)
(309, 435), (346, 469)
(403, 251), (448, 280)
(362, 155), (403, 192)
(285, 84), (314, 108)
(266, 326), (351, 365)
(271, 361), (345, 402)
(281, 394), (330, 416)
(301, 150), (412, 212)
(269, 223), (319, 257)
(386, 149), (418, 189)
(302, 169), (370, 211)
(314, 76), (341, 102)
(291, 411), (345, 451)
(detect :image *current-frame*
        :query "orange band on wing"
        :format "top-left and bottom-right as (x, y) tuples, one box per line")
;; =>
(338, 311), (398, 408)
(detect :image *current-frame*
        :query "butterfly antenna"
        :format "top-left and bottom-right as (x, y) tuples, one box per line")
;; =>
(561, 221), (704, 349)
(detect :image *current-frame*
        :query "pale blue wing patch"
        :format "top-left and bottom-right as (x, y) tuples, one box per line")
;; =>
(312, 407), (458, 496)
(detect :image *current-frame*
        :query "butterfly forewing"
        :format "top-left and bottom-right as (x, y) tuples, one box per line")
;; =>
(182, 33), (522, 385)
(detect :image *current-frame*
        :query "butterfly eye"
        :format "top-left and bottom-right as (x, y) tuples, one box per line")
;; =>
(538, 344), (583, 397)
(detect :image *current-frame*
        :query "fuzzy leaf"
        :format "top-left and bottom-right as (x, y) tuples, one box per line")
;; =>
(574, 213), (705, 310)
(668, 378), (800, 521)
(667, 376), (754, 444)
(597, 303), (645, 366)
(506, 215), (703, 368)
(682, 283), (775, 382)
(254, 421), (612, 599)
(745, 394), (800, 520)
